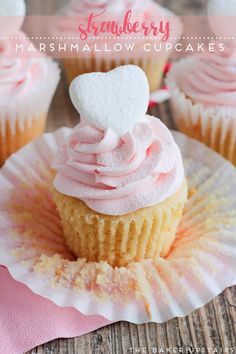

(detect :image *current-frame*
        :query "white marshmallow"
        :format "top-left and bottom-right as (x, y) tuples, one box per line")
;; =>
(207, 0), (236, 37)
(0, 0), (26, 36)
(69, 65), (150, 135)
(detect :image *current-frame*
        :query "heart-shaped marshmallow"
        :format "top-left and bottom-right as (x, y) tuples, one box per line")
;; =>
(207, 0), (236, 38)
(0, 0), (26, 36)
(69, 65), (149, 135)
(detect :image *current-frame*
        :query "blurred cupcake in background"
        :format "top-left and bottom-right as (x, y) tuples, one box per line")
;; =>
(54, 0), (182, 92)
(0, 0), (60, 165)
(166, 0), (236, 166)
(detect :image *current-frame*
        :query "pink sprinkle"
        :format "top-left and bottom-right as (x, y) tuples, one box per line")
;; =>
(164, 63), (172, 74)
(149, 101), (158, 108)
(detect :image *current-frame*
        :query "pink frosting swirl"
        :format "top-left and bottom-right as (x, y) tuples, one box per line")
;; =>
(0, 34), (47, 101)
(52, 116), (184, 215)
(65, 0), (156, 16)
(175, 46), (236, 108)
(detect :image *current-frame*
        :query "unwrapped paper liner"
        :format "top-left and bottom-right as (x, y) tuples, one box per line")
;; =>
(166, 62), (236, 166)
(0, 128), (236, 324)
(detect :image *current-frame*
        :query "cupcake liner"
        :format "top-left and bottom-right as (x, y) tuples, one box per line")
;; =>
(0, 114), (47, 166)
(52, 181), (187, 267)
(166, 62), (236, 166)
(0, 58), (60, 165)
(63, 56), (167, 92)
(0, 128), (236, 324)
(0, 58), (60, 136)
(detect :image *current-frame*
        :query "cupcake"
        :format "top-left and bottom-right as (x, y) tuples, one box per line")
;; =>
(52, 65), (187, 267)
(54, 0), (182, 92)
(0, 0), (60, 165)
(166, 0), (236, 166)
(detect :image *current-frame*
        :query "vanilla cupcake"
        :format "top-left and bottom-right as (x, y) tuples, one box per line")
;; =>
(0, 0), (60, 165)
(52, 65), (187, 267)
(167, 0), (236, 166)
(54, 0), (182, 92)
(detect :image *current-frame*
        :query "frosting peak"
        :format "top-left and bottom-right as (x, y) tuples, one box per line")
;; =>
(52, 116), (184, 215)
(174, 46), (236, 108)
(68, 0), (153, 15)
(0, 35), (48, 101)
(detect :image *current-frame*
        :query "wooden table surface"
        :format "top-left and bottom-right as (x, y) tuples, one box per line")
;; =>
(24, 1), (236, 353)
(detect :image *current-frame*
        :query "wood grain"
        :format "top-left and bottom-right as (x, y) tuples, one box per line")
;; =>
(24, 1), (236, 353)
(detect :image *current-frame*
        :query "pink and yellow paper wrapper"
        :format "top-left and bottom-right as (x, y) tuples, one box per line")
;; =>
(0, 128), (236, 324)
